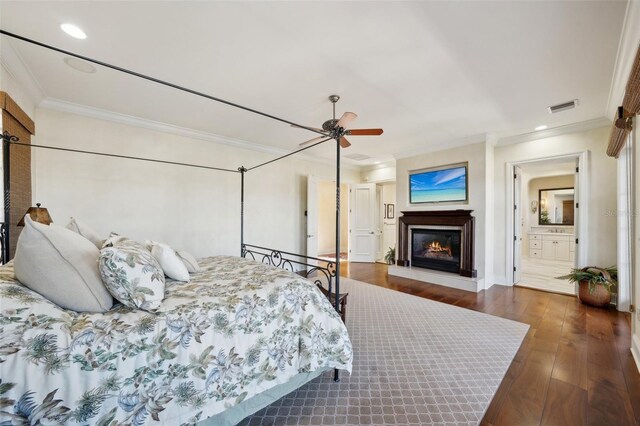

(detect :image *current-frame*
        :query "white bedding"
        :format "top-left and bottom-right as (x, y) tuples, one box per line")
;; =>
(0, 255), (352, 425)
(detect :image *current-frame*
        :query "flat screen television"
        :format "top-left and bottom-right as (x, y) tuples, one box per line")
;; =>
(409, 164), (468, 204)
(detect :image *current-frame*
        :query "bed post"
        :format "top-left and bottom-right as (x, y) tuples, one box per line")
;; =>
(239, 166), (246, 257)
(334, 136), (341, 383)
(1, 132), (13, 265)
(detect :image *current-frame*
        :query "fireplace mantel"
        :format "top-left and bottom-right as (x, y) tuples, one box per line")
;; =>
(397, 210), (476, 278)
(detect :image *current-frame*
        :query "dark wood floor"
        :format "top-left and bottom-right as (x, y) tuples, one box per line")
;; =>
(340, 262), (640, 426)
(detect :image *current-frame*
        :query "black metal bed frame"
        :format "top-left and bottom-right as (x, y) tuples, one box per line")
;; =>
(0, 30), (346, 381)
(242, 244), (337, 292)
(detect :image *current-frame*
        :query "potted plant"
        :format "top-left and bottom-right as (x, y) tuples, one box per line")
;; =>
(384, 247), (396, 265)
(557, 266), (617, 307)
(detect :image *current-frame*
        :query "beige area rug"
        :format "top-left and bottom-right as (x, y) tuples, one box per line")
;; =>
(240, 278), (529, 425)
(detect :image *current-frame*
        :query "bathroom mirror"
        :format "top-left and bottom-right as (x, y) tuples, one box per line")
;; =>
(538, 187), (574, 225)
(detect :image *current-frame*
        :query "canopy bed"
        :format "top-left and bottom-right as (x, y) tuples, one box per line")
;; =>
(0, 29), (365, 425)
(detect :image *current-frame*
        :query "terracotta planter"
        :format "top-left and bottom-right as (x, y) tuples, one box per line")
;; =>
(578, 280), (611, 307)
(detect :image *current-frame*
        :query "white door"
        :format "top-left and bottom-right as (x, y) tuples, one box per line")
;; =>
(306, 175), (318, 266)
(513, 166), (523, 283)
(375, 186), (383, 261)
(349, 183), (377, 263)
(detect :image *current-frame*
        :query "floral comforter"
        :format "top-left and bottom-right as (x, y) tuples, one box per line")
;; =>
(0, 256), (352, 425)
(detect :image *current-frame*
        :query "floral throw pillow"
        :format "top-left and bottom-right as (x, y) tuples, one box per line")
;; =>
(99, 238), (166, 311)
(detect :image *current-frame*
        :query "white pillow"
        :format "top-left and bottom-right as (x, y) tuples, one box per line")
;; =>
(146, 241), (190, 282)
(14, 215), (113, 313)
(66, 217), (104, 248)
(99, 238), (165, 311)
(176, 250), (201, 273)
(102, 233), (128, 248)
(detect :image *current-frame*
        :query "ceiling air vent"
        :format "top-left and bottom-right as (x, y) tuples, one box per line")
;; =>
(344, 153), (372, 161)
(547, 99), (579, 114)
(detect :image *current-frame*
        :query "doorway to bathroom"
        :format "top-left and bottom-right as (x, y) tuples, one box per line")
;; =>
(510, 155), (584, 295)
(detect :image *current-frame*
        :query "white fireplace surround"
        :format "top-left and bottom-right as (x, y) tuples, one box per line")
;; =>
(389, 264), (486, 293)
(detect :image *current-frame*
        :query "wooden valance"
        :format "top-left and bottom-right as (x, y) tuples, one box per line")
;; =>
(0, 92), (35, 135)
(0, 92), (35, 259)
(607, 43), (640, 158)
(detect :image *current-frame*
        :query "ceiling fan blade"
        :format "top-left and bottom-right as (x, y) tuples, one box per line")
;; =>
(298, 136), (326, 148)
(346, 128), (384, 136)
(336, 112), (358, 129)
(340, 137), (351, 148)
(291, 124), (324, 132)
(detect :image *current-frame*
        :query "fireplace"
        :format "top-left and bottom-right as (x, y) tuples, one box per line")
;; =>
(411, 228), (461, 273)
(397, 210), (476, 278)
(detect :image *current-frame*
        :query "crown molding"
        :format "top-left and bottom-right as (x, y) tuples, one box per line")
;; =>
(0, 39), (47, 106)
(391, 117), (610, 159)
(38, 97), (360, 171)
(496, 117), (611, 146)
(606, 0), (640, 120)
(393, 133), (487, 160)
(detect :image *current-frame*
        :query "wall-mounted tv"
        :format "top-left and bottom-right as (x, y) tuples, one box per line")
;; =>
(409, 164), (468, 204)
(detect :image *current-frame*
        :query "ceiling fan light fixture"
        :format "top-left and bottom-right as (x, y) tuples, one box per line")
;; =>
(296, 95), (383, 149)
(60, 23), (87, 39)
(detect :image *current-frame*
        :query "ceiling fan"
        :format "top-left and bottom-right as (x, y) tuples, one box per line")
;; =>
(294, 95), (383, 148)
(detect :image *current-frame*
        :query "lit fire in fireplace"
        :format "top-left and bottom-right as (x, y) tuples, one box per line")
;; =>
(423, 240), (452, 258)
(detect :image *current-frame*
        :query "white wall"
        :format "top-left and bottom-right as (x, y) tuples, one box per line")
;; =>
(32, 108), (360, 258)
(381, 182), (396, 257)
(317, 181), (348, 254)
(484, 142), (495, 282)
(493, 126), (617, 283)
(396, 142), (490, 284)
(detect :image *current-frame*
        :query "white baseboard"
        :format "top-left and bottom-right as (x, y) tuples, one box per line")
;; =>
(492, 276), (508, 286)
(632, 334), (640, 374)
(388, 265), (483, 293)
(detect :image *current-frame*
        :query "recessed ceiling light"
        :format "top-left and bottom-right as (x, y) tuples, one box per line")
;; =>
(64, 57), (96, 73)
(535, 125), (548, 131)
(60, 23), (87, 39)
(375, 161), (381, 164)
